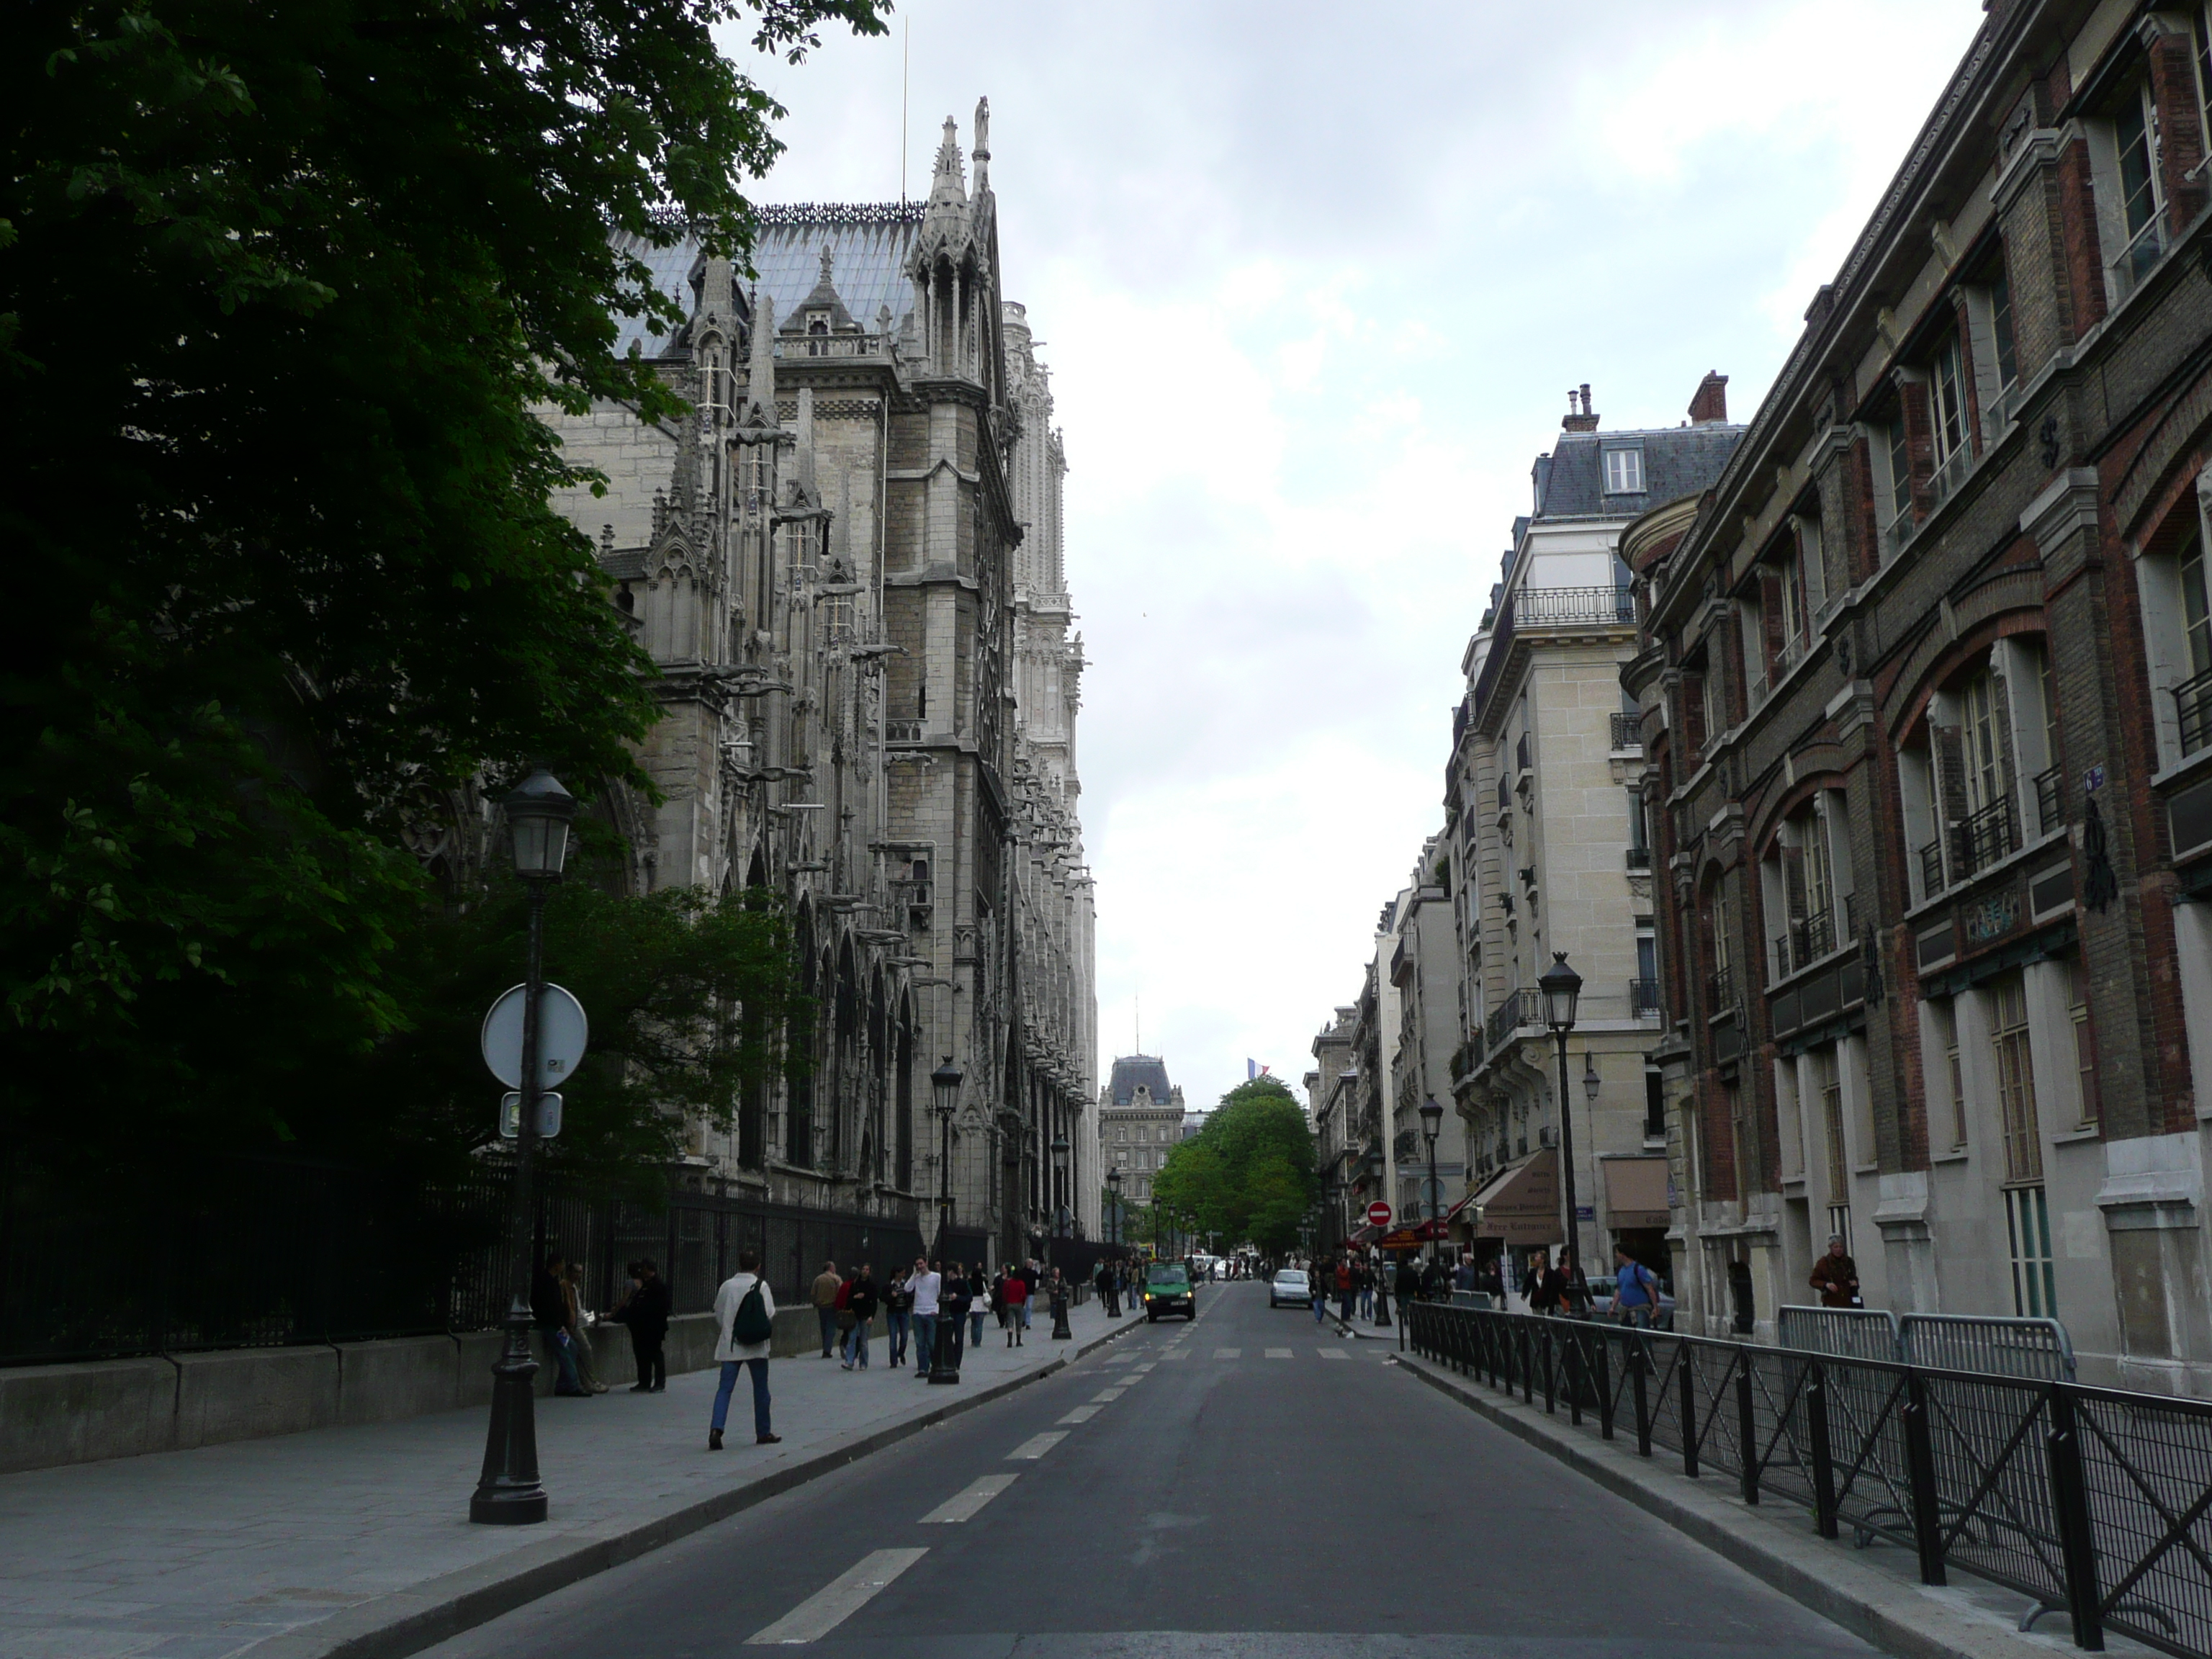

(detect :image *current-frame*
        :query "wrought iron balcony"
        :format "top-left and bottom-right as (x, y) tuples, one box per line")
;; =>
(2110, 212), (2170, 305)
(1792, 908), (1835, 967)
(1954, 796), (2019, 882)
(1515, 585), (1637, 627)
(1704, 966), (1735, 1018)
(1920, 837), (1946, 899)
(2033, 763), (2064, 837)
(1924, 441), (1973, 516)
(1625, 845), (1652, 871)
(1629, 978), (1662, 1019)
(1484, 988), (1544, 1053)
(2178, 665), (2212, 759)
(1611, 711), (1642, 750)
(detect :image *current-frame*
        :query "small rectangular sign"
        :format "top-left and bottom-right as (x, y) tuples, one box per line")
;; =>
(499, 1092), (562, 1139)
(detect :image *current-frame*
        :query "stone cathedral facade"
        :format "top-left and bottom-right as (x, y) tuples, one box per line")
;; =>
(541, 104), (1100, 1264)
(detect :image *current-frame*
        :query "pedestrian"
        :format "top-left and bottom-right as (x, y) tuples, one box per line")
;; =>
(1334, 1255), (1355, 1324)
(1612, 1244), (1660, 1328)
(708, 1248), (779, 1449)
(884, 1267), (912, 1368)
(1394, 1251), (1421, 1310)
(1516, 1249), (1547, 1313)
(610, 1258), (671, 1392)
(1002, 1267), (1028, 1346)
(1017, 1258), (1039, 1334)
(1453, 1253), (1477, 1295)
(842, 1262), (878, 1369)
(1310, 1255), (1329, 1325)
(1355, 1259), (1373, 1320)
(1093, 1259), (1118, 1318)
(1810, 1234), (1861, 1308)
(532, 1252), (590, 1396)
(910, 1256), (941, 1377)
(943, 1262), (973, 1362)
(811, 1259), (842, 1358)
(559, 1257), (611, 1393)
(968, 1264), (989, 1349)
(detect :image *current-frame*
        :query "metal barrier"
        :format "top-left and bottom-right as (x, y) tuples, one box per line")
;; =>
(1902, 1312), (2076, 1382)
(1404, 1301), (2212, 1658)
(1777, 1304), (1901, 1362)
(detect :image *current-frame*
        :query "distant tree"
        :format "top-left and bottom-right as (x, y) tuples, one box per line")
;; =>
(1154, 1077), (1316, 1256)
(0, 0), (885, 1183)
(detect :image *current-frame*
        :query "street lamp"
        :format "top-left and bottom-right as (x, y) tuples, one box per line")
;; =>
(1420, 1094), (1444, 1266)
(929, 1057), (962, 1384)
(1539, 951), (1585, 1300)
(1049, 1131), (1073, 1339)
(1367, 1146), (1393, 1328)
(472, 768), (576, 1526)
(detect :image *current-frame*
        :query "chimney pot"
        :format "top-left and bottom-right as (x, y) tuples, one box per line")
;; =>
(1689, 371), (1730, 425)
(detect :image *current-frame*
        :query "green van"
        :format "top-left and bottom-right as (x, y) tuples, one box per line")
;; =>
(1143, 1262), (1195, 1321)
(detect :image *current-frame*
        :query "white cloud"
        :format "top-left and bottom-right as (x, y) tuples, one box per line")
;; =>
(735, 0), (1985, 1109)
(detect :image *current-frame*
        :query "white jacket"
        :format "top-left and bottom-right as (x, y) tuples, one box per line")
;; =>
(713, 1272), (777, 1362)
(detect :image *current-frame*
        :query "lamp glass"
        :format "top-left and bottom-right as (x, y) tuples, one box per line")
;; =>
(1538, 951), (1583, 1032)
(1419, 1095), (1444, 1138)
(1583, 1057), (1603, 1102)
(504, 769), (577, 879)
(930, 1060), (962, 1119)
(1051, 1133), (1069, 1171)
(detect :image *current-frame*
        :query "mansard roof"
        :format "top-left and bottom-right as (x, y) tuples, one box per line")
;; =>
(1105, 1053), (1174, 1107)
(611, 204), (925, 359)
(1532, 422), (1745, 522)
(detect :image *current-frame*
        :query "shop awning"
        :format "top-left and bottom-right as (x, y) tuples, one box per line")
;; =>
(1602, 1156), (1671, 1230)
(1469, 1148), (1560, 1246)
(1378, 1220), (1449, 1249)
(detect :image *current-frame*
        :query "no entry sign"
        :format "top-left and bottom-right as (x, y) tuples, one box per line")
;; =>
(1367, 1201), (1393, 1227)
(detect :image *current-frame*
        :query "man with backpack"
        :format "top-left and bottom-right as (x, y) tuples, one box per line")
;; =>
(709, 1249), (780, 1450)
(1614, 1244), (1661, 1327)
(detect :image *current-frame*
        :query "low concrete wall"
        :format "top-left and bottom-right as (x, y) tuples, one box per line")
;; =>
(0, 1304), (897, 1474)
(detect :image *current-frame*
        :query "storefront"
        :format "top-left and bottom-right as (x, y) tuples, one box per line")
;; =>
(1461, 1148), (1561, 1277)
(1600, 1155), (1671, 1287)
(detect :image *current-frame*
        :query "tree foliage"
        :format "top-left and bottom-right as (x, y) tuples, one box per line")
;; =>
(1151, 1078), (1317, 1255)
(0, 0), (884, 1182)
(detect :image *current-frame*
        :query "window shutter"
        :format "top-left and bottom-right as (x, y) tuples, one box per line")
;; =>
(1990, 667), (2019, 816)
(1781, 845), (1807, 922)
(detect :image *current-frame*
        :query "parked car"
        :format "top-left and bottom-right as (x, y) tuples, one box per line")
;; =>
(1143, 1262), (1196, 1321)
(1267, 1269), (1310, 1310)
(1583, 1272), (1677, 1329)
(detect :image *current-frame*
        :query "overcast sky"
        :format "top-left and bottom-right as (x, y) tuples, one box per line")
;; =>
(733, 1), (1986, 1115)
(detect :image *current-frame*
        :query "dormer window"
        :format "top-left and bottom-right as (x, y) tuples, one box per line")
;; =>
(1603, 446), (1645, 495)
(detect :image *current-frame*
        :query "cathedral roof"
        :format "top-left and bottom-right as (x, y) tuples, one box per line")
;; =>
(611, 204), (925, 360)
(1105, 1054), (1174, 1107)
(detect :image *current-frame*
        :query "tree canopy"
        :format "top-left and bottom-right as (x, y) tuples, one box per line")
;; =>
(1151, 1077), (1317, 1256)
(0, 0), (884, 1184)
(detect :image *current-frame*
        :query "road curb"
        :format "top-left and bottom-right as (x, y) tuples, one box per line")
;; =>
(1390, 1349), (2068, 1659)
(254, 1314), (1151, 1659)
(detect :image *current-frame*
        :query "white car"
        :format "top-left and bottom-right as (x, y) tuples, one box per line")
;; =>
(1268, 1269), (1310, 1309)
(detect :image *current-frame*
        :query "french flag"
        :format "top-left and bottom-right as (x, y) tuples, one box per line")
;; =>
(1246, 1058), (1271, 1080)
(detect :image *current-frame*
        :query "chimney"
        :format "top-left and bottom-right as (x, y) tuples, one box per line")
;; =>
(1688, 371), (1729, 425)
(1561, 383), (1599, 433)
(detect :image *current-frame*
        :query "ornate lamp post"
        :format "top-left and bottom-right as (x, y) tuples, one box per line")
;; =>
(1420, 1094), (1445, 1267)
(1106, 1165), (1122, 1254)
(1539, 952), (1585, 1300)
(470, 769), (575, 1526)
(1049, 1131), (1073, 1339)
(1368, 1147), (1393, 1328)
(929, 1058), (962, 1384)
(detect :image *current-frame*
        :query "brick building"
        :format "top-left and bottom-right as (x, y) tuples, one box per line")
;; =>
(538, 105), (1099, 1268)
(1624, 1), (2212, 1390)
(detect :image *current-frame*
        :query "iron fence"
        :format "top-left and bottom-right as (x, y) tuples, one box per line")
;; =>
(0, 1159), (929, 1364)
(1406, 1302), (2212, 1657)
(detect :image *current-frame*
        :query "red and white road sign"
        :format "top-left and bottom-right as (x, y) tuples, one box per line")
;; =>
(1367, 1201), (1393, 1227)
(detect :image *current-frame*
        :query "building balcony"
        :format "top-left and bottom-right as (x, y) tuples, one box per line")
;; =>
(1483, 988), (1544, 1056)
(1611, 711), (1642, 750)
(2178, 665), (2212, 760)
(1704, 966), (1735, 1019)
(1628, 978), (1662, 1020)
(1954, 795), (2020, 884)
(1624, 845), (1652, 872)
(773, 331), (888, 360)
(2110, 212), (2170, 307)
(2033, 763), (2064, 837)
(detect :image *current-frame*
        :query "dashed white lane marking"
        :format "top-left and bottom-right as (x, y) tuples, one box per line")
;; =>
(1213, 1347), (1241, 1359)
(1161, 1351), (1189, 1360)
(1007, 1431), (1068, 1461)
(745, 1547), (927, 1644)
(1264, 1348), (1293, 1359)
(1319, 1347), (1350, 1360)
(1102, 1353), (1131, 1366)
(1092, 1388), (1126, 1403)
(1133, 1362), (1156, 1372)
(919, 1475), (1017, 1524)
(1058, 1405), (1101, 1424)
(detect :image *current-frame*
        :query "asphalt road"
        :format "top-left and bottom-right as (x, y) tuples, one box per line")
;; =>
(419, 1282), (1876, 1659)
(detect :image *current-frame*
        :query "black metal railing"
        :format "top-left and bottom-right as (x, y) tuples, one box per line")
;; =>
(1705, 967), (1735, 1017)
(1626, 845), (1652, 871)
(1793, 909), (1836, 967)
(1629, 979), (1662, 1019)
(0, 1160), (927, 1366)
(2179, 666), (2212, 759)
(1920, 837), (1946, 899)
(1956, 796), (2020, 881)
(1404, 1303), (2212, 1658)
(2034, 764), (2064, 838)
(1485, 988), (1544, 1053)
(1611, 711), (1642, 750)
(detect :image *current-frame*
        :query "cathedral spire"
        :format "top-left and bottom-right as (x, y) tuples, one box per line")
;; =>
(927, 115), (966, 213)
(972, 96), (991, 193)
(745, 287), (775, 421)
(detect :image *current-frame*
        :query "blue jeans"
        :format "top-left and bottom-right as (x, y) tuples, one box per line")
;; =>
(711, 1359), (770, 1438)
(1311, 1294), (1325, 1323)
(1017, 1300), (1032, 1330)
(971, 1308), (986, 1346)
(842, 1321), (870, 1367)
(912, 1313), (938, 1372)
(886, 1308), (909, 1366)
(542, 1328), (585, 1393)
(817, 1308), (839, 1357)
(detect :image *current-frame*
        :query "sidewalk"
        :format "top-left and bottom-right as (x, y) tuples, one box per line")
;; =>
(0, 1300), (1138, 1659)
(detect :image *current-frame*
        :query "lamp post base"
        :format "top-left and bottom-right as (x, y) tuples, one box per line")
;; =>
(469, 1297), (547, 1525)
(1375, 1287), (1393, 1329)
(1050, 1291), (1072, 1341)
(927, 1313), (961, 1385)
